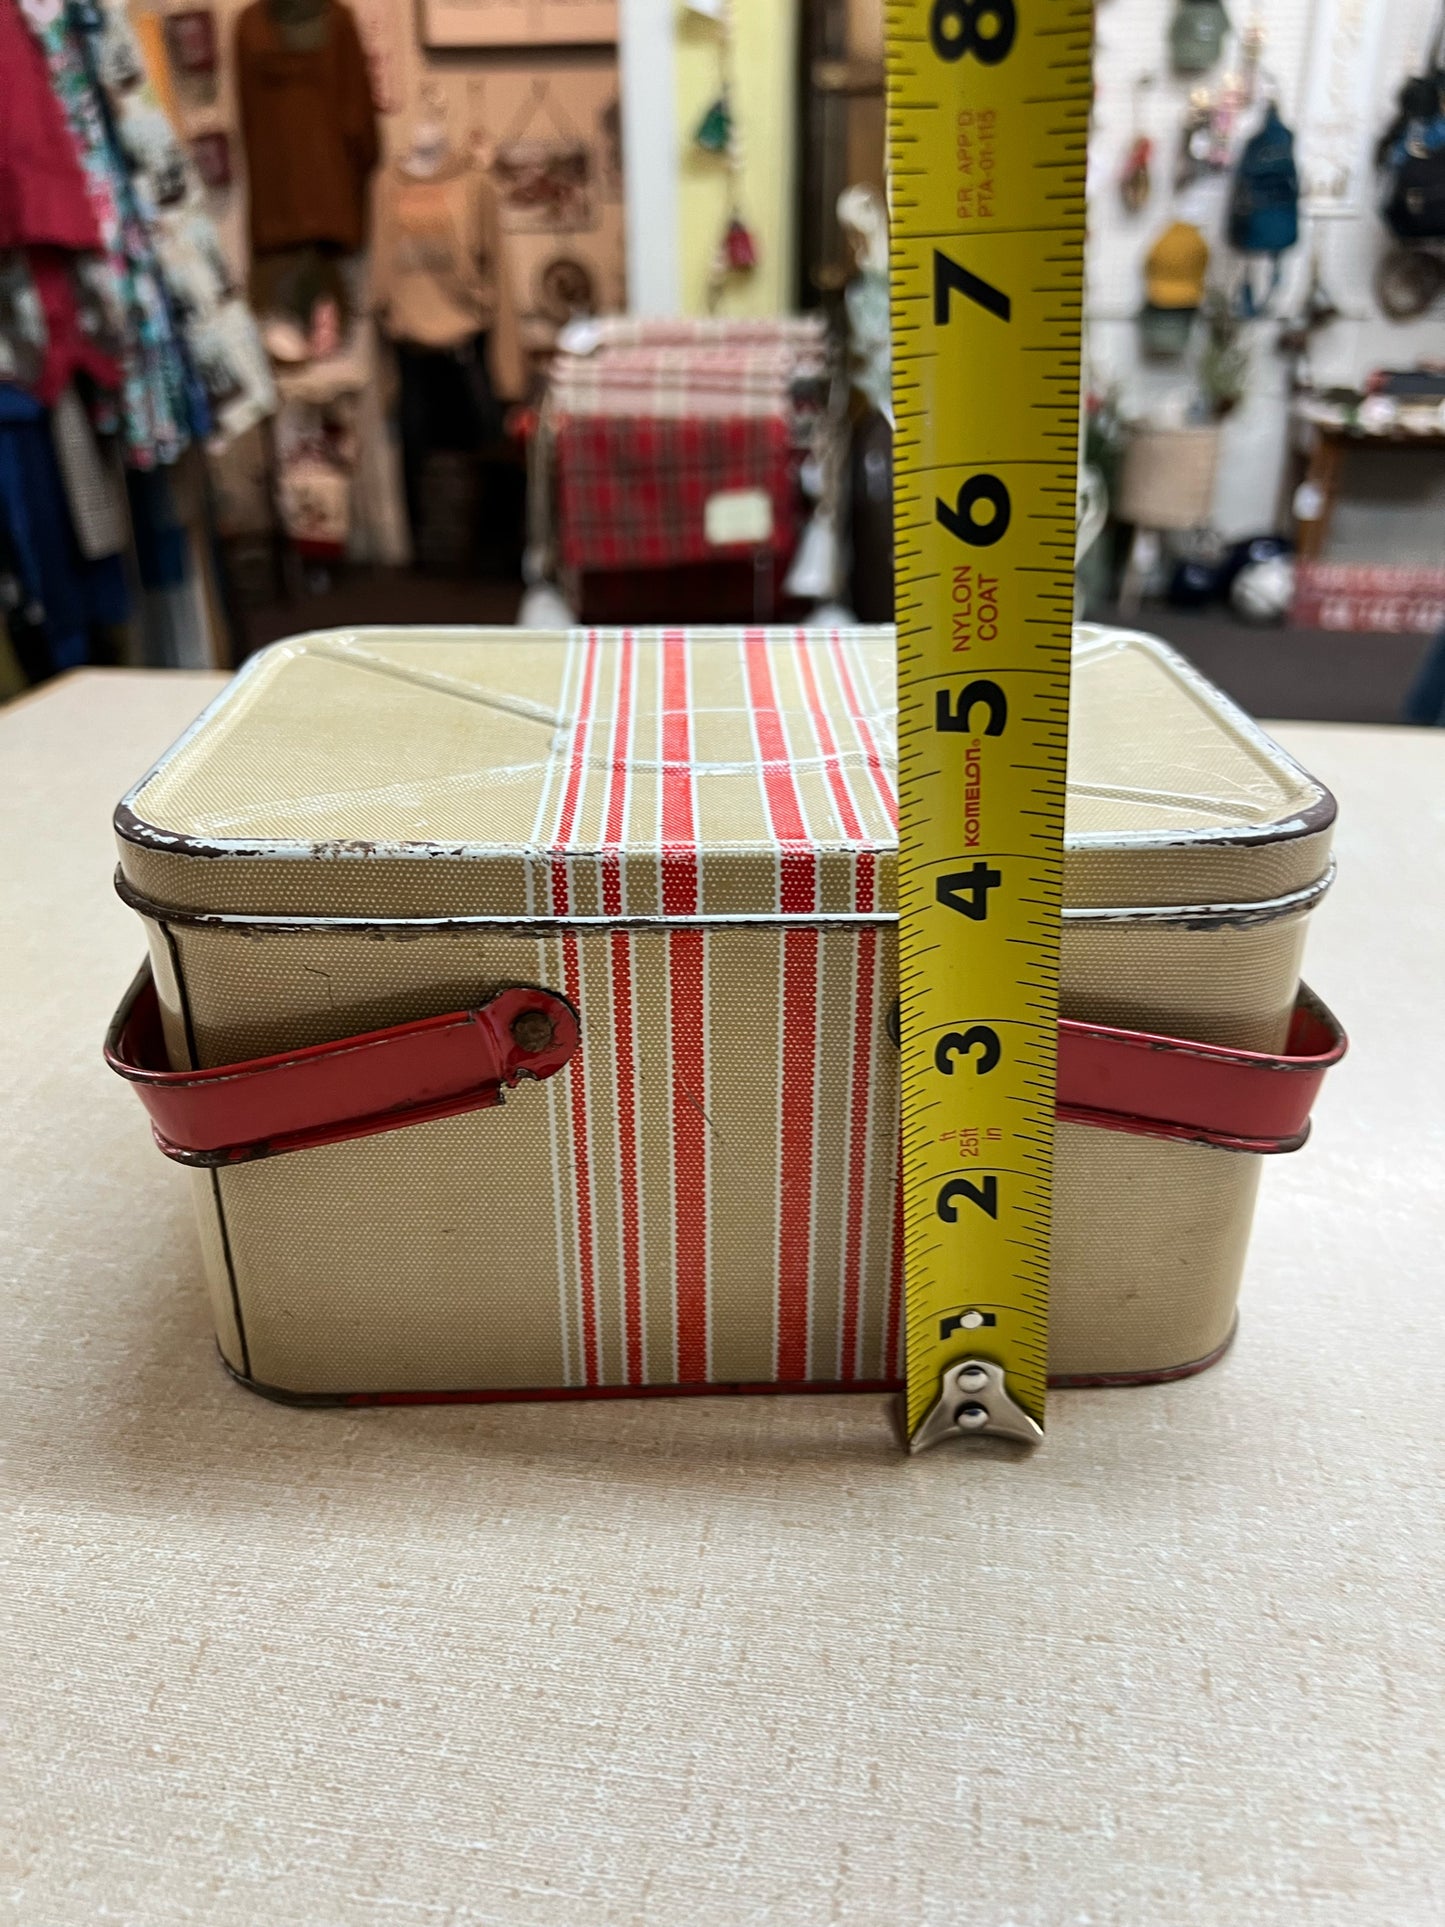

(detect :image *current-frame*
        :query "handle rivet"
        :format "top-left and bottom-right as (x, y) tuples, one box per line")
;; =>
(512, 1011), (555, 1055)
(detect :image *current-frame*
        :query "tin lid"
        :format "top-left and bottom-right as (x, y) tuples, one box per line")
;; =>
(115, 625), (1334, 925)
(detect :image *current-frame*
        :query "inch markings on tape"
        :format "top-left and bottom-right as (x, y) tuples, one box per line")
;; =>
(886, 0), (1090, 1450)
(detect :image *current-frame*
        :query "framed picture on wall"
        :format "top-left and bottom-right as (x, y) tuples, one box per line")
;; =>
(420, 0), (617, 49)
(493, 140), (596, 232)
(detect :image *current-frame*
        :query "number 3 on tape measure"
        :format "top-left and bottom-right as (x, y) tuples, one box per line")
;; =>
(888, 0), (1089, 1452)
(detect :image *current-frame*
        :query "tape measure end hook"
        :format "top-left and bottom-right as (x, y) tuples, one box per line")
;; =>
(908, 1358), (1046, 1455)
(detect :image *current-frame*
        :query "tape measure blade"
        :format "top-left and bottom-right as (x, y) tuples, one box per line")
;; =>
(886, 0), (1088, 1450)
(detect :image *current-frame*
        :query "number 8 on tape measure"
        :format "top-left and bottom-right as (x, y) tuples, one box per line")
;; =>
(886, 0), (1091, 1450)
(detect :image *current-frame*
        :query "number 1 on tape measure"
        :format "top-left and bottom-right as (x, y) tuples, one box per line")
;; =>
(886, 0), (1090, 1450)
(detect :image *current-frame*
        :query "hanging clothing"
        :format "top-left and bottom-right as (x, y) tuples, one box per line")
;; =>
(236, 0), (380, 258)
(393, 332), (502, 552)
(0, 0), (121, 406)
(78, 0), (276, 450)
(24, 250), (121, 404)
(21, 0), (193, 467)
(0, 0), (100, 256)
(371, 158), (525, 401)
(50, 381), (126, 559)
(0, 384), (128, 673)
(125, 463), (189, 589)
(0, 255), (46, 390)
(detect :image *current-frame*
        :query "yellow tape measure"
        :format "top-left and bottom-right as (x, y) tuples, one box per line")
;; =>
(886, 0), (1090, 1450)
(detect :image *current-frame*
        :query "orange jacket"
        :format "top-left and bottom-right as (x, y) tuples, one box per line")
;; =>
(236, 0), (379, 256)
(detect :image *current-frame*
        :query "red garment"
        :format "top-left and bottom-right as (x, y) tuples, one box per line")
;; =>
(0, 0), (116, 401)
(26, 251), (121, 404)
(0, 0), (101, 253)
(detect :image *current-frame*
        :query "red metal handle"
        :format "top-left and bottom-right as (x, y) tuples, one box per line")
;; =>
(105, 965), (580, 1165)
(1056, 985), (1347, 1153)
(107, 962), (1343, 1168)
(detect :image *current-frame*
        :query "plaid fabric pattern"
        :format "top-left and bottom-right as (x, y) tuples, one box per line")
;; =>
(584, 314), (827, 358)
(546, 328), (825, 572)
(555, 412), (796, 570)
(552, 345), (803, 419)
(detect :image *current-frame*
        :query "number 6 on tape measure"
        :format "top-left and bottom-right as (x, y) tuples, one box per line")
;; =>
(886, 0), (1090, 1450)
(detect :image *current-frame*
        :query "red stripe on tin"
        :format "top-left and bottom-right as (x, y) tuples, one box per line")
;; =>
(741, 633), (819, 1383)
(838, 925), (877, 1382)
(600, 629), (635, 917)
(794, 632), (865, 841)
(884, 1145), (905, 1382)
(670, 929), (709, 1383)
(827, 631), (897, 828)
(662, 630), (709, 1382)
(856, 848), (875, 913)
(743, 629), (815, 913)
(598, 632), (644, 1382)
(612, 929), (644, 1383)
(660, 627), (698, 914)
(560, 931), (599, 1385)
(796, 636), (879, 919)
(777, 926), (819, 1381)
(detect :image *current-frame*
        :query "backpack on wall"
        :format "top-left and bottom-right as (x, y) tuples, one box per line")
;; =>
(1228, 104), (1300, 313)
(1376, 29), (1445, 241)
(1385, 140), (1445, 239)
(1229, 105), (1300, 254)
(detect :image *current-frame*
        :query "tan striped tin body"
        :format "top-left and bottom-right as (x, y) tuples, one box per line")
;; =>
(114, 625), (1336, 1401)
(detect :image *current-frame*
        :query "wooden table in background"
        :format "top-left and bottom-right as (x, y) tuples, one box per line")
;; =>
(1293, 413), (1445, 561)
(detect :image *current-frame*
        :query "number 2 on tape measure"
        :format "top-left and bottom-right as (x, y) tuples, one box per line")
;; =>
(887, 0), (1089, 1450)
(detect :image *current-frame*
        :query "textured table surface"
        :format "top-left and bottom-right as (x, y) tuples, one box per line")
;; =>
(3, 668), (1441, 1926)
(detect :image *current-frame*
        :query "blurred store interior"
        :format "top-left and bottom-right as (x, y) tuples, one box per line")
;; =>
(3, 0), (1445, 722)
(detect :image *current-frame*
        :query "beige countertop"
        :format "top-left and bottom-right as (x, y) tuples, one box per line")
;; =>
(2, 667), (1441, 1926)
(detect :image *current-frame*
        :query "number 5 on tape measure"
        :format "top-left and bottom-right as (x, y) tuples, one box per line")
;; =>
(886, 0), (1090, 1450)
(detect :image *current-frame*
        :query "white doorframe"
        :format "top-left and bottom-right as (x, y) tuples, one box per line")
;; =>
(618, 0), (682, 315)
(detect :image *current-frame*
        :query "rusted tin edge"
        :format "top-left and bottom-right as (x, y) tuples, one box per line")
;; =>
(115, 801), (1337, 862)
(113, 869), (898, 931)
(218, 1324), (1236, 1408)
(113, 864), (1335, 934)
(114, 630), (1337, 862)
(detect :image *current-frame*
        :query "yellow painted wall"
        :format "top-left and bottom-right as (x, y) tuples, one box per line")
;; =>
(675, 0), (799, 315)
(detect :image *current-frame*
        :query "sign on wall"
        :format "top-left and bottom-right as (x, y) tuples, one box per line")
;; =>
(420, 0), (617, 49)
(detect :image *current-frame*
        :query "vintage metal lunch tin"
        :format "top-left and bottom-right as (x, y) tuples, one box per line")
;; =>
(106, 625), (1345, 1403)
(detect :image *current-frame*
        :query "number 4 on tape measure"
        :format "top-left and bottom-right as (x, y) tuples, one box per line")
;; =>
(886, 0), (1090, 1451)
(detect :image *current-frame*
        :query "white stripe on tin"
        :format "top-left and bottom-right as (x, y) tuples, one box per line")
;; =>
(526, 628), (586, 919)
